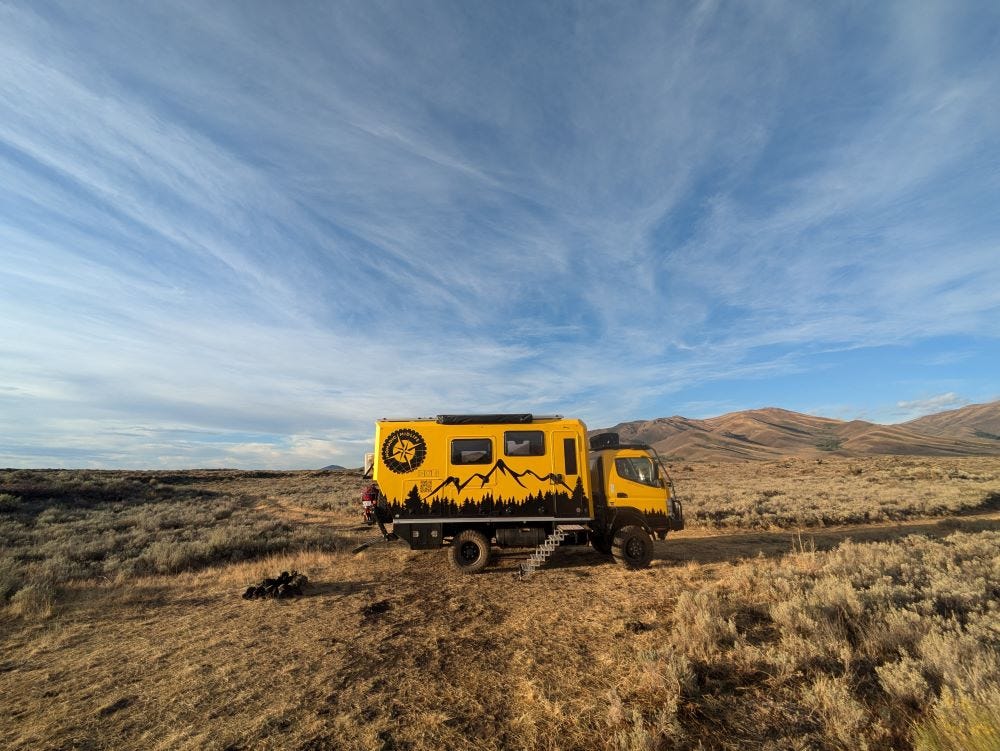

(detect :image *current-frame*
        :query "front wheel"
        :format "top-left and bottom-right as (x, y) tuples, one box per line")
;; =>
(612, 525), (653, 569)
(448, 530), (491, 574)
(591, 533), (613, 555)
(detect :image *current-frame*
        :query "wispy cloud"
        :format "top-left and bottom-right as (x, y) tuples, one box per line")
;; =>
(1, 1), (998, 467)
(893, 392), (970, 421)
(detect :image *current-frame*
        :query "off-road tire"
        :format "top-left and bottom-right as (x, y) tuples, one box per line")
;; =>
(612, 525), (653, 569)
(448, 530), (491, 574)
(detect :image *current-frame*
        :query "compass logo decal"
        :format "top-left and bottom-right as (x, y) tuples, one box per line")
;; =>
(381, 428), (427, 474)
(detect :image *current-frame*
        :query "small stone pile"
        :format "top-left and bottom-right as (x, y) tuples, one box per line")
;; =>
(242, 570), (309, 600)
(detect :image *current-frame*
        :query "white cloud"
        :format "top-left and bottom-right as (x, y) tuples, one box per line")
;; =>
(894, 392), (970, 420)
(1, 1), (998, 466)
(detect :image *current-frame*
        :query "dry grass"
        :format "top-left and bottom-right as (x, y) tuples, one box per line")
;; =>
(0, 469), (367, 609)
(1, 462), (999, 750)
(670, 456), (1000, 529)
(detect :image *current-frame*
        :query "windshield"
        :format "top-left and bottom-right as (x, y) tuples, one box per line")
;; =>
(614, 456), (659, 487)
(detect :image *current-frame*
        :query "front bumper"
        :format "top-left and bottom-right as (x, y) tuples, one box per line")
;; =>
(668, 497), (684, 531)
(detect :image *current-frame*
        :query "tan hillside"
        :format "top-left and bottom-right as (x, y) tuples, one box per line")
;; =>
(902, 401), (1000, 441)
(599, 401), (1000, 460)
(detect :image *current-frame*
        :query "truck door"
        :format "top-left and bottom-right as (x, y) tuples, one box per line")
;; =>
(609, 451), (669, 520)
(552, 431), (587, 517)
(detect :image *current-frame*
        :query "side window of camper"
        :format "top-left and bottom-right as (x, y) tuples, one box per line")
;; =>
(504, 430), (545, 456)
(451, 438), (493, 465)
(563, 438), (578, 475)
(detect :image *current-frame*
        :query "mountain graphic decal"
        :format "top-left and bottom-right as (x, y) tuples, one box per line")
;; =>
(383, 464), (588, 520)
(423, 458), (573, 498)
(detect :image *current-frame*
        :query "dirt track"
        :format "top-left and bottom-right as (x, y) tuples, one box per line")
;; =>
(257, 492), (1000, 573)
(662, 509), (1000, 567)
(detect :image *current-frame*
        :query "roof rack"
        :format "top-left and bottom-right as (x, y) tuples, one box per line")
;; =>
(436, 414), (533, 425)
(377, 414), (565, 424)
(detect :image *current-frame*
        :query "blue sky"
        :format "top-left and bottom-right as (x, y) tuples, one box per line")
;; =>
(1, 1), (998, 469)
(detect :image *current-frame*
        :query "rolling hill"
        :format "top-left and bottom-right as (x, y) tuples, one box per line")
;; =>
(596, 401), (1000, 461)
(902, 401), (1000, 441)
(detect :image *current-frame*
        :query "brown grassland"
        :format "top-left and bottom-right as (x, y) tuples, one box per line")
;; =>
(2, 456), (999, 750)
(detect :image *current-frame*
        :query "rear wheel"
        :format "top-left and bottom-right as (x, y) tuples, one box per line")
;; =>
(612, 525), (653, 569)
(448, 530), (491, 574)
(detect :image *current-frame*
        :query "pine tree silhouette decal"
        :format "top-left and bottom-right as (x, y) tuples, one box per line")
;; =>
(571, 476), (586, 513)
(404, 485), (423, 515)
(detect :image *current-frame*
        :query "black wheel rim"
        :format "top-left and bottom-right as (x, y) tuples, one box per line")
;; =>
(626, 537), (645, 560)
(459, 541), (481, 565)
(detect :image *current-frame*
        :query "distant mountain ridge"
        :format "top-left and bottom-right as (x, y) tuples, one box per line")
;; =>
(595, 401), (1000, 461)
(902, 402), (1000, 442)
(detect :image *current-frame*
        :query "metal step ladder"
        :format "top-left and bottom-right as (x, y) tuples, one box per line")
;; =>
(518, 524), (586, 578)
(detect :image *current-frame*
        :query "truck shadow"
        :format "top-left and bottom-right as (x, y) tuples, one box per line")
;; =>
(657, 514), (1000, 566)
(487, 548), (609, 573)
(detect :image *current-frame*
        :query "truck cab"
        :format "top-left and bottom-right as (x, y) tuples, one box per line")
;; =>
(586, 432), (684, 564)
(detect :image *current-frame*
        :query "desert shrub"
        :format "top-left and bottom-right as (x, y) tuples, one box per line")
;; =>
(681, 456), (1000, 529)
(818, 535), (996, 731)
(914, 688), (1000, 751)
(635, 531), (1000, 748)
(128, 523), (325, 576)
(36, 507), (80, 525)
(877, 654), (933, 708)
(34, 554), (90, 585)
(803, 674), (869, 746)
(606, 648), (695, 750)
(609, 706), (675, 751)
(0, 469), (348, 607)
(0, 556), (20, 602)
(9, 583), (55, 619)
(671, 589), (737, 661)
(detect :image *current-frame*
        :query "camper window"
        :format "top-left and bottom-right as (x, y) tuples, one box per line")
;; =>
(451, 438), (493, 465)
(504, 430), (545, 456)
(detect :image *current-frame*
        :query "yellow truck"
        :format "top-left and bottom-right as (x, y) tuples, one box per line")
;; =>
(360, 413), (683, 574)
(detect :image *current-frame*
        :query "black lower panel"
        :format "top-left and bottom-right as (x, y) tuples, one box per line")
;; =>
(394, 523), (443, 550)
(495, 527), (547, 547)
